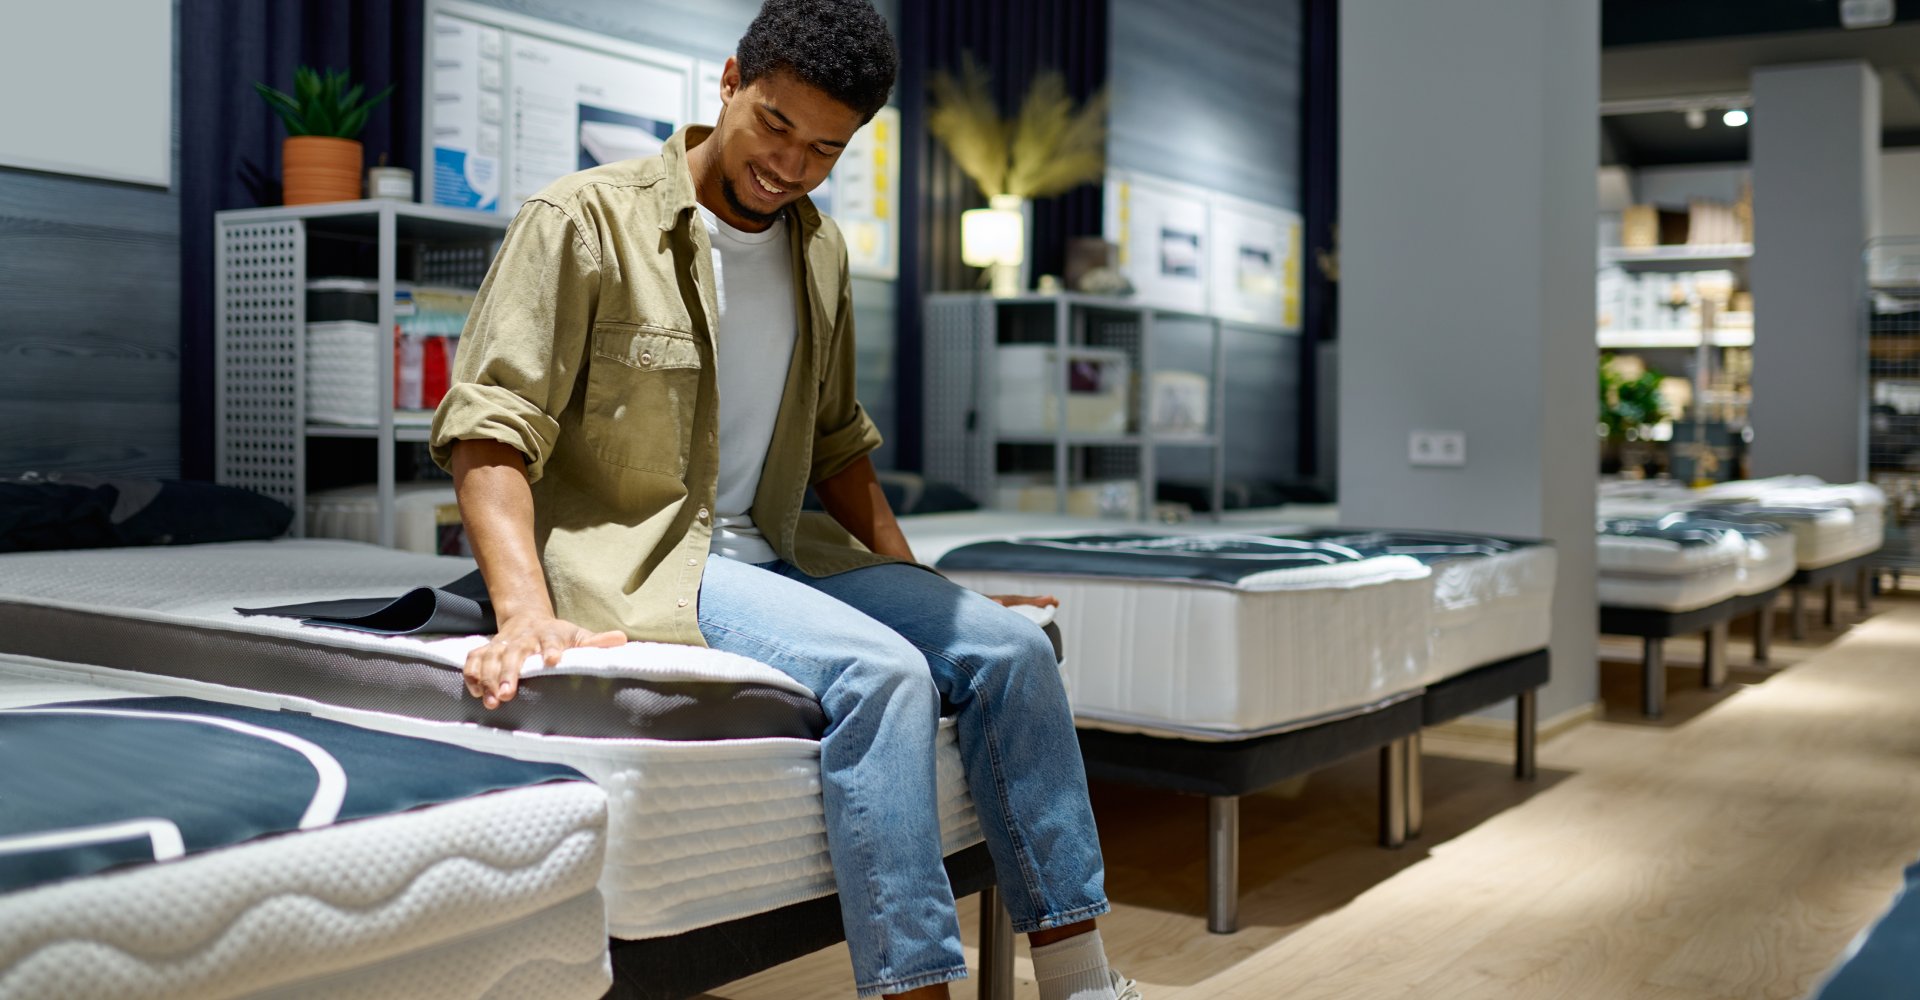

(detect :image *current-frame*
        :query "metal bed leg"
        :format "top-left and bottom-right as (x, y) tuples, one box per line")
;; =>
(1516, 687), (1539, 780)
(1791, 586), (1808, 640)
(977, 886), (1014, 1000)
(1642, 638), (1666, 720)
(1753, 599), (1774, 665)
(1406, 730), (1424, 840)
(1825, 579), (1839, 628)
(1207, 796), (1239, 934)
(1703, 619), (1730, 690)
(1858, 564), (1872, 614)
(1379, 739), (1408, 849)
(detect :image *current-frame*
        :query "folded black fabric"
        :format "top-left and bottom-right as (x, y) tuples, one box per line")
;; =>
(236, 569), (494, 635)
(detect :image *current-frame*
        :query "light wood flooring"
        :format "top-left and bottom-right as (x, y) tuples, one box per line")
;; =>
(702, 586), (1920, 1000)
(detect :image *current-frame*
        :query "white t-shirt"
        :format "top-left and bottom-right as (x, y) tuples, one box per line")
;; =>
(697, 204), (798, 565)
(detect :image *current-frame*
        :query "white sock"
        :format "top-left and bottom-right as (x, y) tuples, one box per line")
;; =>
(1030, 928), (1117, 1000)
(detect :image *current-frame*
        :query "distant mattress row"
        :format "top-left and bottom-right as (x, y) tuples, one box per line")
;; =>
(1596, 475), (1886, 612)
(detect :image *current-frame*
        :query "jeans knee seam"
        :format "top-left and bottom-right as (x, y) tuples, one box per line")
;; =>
(942, 652), (1050, 912)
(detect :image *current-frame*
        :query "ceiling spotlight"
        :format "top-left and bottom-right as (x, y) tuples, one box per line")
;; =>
(1685, 108), (1706, 129)
(1723, 109), (1749, 127)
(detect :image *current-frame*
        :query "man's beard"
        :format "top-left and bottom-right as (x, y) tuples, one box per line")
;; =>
(721, 175), (784, 226)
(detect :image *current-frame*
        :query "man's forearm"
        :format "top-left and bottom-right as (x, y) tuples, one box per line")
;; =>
(814, 455), (916, 562)
(450, 438), (556, 622)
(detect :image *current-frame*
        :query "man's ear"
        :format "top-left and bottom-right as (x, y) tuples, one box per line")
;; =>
(719, 55), (742, 110)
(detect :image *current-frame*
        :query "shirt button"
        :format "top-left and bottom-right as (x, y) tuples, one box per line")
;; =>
(676, 598), (689, 608)
(697, 508), (710, 521)
(686, 557), (697, 567)
(640, 352), (653, 367)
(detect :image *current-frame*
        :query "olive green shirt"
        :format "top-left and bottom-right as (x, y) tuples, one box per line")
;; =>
(431, 125), (894, 645)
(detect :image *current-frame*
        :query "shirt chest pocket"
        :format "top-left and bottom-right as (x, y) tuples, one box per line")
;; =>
(583, 324), (703, 478)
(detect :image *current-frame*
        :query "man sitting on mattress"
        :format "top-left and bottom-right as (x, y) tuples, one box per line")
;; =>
(429, 3), (1135, 998)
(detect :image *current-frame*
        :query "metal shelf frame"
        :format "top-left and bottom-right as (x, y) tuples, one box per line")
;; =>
(215, 200), (507, 544)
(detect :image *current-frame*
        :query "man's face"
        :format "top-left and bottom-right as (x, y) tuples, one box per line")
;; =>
(710, 57), (864, 226)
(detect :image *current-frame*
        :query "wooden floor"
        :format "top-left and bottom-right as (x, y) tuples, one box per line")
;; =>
(703, 586), (1920, 1000)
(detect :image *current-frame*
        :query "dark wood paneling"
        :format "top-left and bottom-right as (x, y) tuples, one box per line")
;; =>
(0, 1), (180, 480)
(0, 400), (179, 479)
(1109, 0), (1303, 207)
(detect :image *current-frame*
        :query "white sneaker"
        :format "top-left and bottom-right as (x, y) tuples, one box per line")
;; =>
(1111, 970), (1144, 1000)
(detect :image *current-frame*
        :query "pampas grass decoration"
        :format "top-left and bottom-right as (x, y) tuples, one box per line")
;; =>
(928, 54), (1009, 198)
(927, 54), (1107, 201)
(1005, 71), (1109, 200)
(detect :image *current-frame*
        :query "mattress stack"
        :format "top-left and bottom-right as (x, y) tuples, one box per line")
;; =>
(1597, 476), (1886, 581)
(1596, 517), (1753, 612)
(0, 541), (983, 942)
(0, 656), (613, 1000)
(913, 516), (1555, 741)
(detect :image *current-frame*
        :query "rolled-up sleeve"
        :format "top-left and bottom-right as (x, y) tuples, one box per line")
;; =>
(810, 251), (884, 484)
(431, 198), (599, 483)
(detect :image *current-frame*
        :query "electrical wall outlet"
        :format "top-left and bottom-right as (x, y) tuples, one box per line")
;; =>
(1409, 430), (1467, 467)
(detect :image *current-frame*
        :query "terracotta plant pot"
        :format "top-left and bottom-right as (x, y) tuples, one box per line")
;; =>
(283, 136), (363, 205)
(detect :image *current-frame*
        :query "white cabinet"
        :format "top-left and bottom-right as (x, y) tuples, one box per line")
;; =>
(924, 292), (1249, 520)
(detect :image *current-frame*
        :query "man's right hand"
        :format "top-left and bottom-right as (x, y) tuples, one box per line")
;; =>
(464, 615), (628, 710)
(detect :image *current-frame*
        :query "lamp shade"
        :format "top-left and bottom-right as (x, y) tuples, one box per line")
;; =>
(961, 205), (1025, 267)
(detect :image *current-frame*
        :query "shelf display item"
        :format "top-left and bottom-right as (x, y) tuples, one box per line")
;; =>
(994, 345), (1132, 436)
(1149, 370), (1211, 438)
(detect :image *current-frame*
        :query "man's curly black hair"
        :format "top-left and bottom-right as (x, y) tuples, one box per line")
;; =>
(736, 0), (898, 123)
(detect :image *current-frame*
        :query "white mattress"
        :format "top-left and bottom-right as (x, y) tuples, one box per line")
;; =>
(0, 661), (612, 1000)
(0, 543), (982, 941)
(1737, 532), (1800, 596)
(1596, 566), (1745, 612)
(1172, 515), (1557, 685)
(1422, 544), (1558, 683)
(905, 514), (1441, 739)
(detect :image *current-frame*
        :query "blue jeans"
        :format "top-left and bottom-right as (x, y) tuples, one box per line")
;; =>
(697, 557), (1109, 996)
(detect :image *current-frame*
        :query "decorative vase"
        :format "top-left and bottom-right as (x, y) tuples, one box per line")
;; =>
(283, 136), (364, 205)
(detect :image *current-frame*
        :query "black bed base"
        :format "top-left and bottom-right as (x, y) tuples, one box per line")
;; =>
(1787, 554), (1877, 639)
(604, 844), (1008, 1000)
(1601, 586), (1782, 720)
(1074, 648), (1548, 935)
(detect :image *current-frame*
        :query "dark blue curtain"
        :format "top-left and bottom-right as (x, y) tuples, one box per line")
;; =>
(894, 0), (1109, 472)
(1297, 0), (1337, 481)
(177, 0), (424, 480)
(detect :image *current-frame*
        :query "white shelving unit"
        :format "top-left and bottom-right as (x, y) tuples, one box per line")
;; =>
(924, 292), (1257, 520)
(1600, 243), (1752, 270)
(215, 200), (507, 545)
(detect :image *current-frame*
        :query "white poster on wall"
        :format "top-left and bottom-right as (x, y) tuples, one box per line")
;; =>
(814, 106), (899, 280)
(506, 34), (685, 211)
(0, 0), (171, 187)
(1207, 192), (1302, 330)
(429, 14), (504, 211)
(1104, 171), (1211, 314)
(426, 1), (693, 215)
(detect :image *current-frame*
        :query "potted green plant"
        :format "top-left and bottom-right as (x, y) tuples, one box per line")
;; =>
(1599, 353), (1669, 475)
(255, 67), (394, 205)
